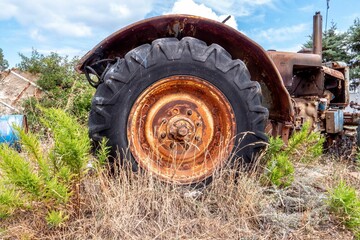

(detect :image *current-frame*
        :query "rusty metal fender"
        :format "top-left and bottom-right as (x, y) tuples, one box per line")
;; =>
(76, 14), (293, 123)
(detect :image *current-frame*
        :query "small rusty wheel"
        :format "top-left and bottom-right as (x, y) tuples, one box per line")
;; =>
(88, 37), (268, 185)
(127, 76), (236, 184)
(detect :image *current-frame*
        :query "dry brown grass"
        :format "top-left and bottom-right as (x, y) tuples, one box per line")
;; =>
(60, 163), (267, 239)
(1, 155), (358, 240)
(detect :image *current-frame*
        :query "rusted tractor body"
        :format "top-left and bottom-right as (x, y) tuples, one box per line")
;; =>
(77, 12), (359, 184)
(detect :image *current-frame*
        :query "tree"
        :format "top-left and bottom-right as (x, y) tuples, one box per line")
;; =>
(303, 18), (360, 80)
(348, 18), (360, 56)
(302, 22), (350, 63)
(346, 18), (360, 79)
(0, 48), (9, 71)
(17, 49), (74, 91)
(17, 49), (94, 125)
(322, 22), (350, 62)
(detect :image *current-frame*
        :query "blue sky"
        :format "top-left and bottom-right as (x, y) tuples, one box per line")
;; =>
(0, 0), (359, 67)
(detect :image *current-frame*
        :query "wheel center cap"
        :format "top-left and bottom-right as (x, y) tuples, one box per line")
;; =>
(177, 126), (188, 137)
(168, 117), (194, 141)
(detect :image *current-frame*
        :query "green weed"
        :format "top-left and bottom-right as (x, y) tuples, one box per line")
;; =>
(263, 122), (325, 188)
(0, 184), (23, 219)
(328, 180), (360, 238)
(0, 144), (42, 197)
(95, 138), (111, 168)
(264, 152), (294, 188)
(46, 210), (69, 228)
(0, 108), (91, 223)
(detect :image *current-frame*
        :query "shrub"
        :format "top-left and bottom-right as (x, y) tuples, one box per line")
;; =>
(18, 50), (73, 91)
(46, 210), (69, 228)
(0, 108), (91, 223)
(19, 50), (94, 129)
(264, 152), (294, 188)
(0, 184), (23, 219)
(40, 107), (90, 175)
(95, 138), (111, 168)
(287, 122), (325, 163)
(328, 180), (360, 238)
(67, 81), (95, 124)
(263, 122), (325, 188)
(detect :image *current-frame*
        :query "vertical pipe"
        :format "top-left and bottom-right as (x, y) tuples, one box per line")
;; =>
(313, 12), (322, 57)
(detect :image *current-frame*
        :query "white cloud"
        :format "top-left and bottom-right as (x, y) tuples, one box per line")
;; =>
(165, 0), (238, 29)
(253, 23), (309, 43)
(29, 29), (46, 42)
(109, 3), (131, 18)
(298, 4), (315, 13)
(272, 44), (303, 52)
(0, 0), (155, 39)
(0, 2), (18, 19)
(0, 0), (276, 41)
(202, 0), (274, 17)
(43, 19), (92, 37)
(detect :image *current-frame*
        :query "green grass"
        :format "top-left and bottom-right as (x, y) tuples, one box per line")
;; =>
(46, 210), (69, 228)
(0, 185), (23, 219)
(328, 180), (360, 239)
(0, 107), (92, 224)
(264, 152), (294, 188)
(263, 122), (325, 188)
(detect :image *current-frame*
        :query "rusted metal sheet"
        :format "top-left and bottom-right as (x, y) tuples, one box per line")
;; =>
(266, 51), (322, 88)
(323, 66), (348, 107)
(265, 120), (293, 143)
(0, 70), (42, 114)
(323, 66), (345, 80)
(77, 14), (293, 123)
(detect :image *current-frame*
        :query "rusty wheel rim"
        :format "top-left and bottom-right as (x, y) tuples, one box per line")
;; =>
(127, 75), (236, 184)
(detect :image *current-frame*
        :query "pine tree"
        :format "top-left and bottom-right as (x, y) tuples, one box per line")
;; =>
(302, 22), (350, 63)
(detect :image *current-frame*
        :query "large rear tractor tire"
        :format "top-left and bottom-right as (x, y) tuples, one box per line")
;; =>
(89, 37), (268, 184)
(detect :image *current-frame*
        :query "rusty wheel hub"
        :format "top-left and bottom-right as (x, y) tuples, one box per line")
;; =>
(127, 75), (236, 184)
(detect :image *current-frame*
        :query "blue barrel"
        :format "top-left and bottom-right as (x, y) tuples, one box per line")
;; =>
(0, 115), (27, 145)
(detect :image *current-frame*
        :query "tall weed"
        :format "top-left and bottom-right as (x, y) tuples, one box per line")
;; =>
(328, 180), (360, 239)
(263, 122), (325, 188)
(0, 107), (91, 225)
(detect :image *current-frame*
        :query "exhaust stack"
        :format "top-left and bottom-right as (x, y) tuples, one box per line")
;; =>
(313, 12), (322, 56)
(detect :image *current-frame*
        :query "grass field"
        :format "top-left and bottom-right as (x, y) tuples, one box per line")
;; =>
(1, 154), (359, 239)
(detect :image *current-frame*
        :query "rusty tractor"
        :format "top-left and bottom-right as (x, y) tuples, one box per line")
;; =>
(76, 12), (360, 184)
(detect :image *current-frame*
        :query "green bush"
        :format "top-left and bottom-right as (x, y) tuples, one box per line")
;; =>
(46, 210), (69, 228)
(263, 122), (325, 188)
(95, 138), (111, 168)
(0, 108), (91, 222)
(328, 180), (360, 239)
(18, 50), (95, 129)
(40, 107), (91, 175)
(265, 152), (294, 188)
(17, 50), (73, 91)
(68, 81), (95, 124)
(287, 122), (325, 163)
(0, 184), (23, 218)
